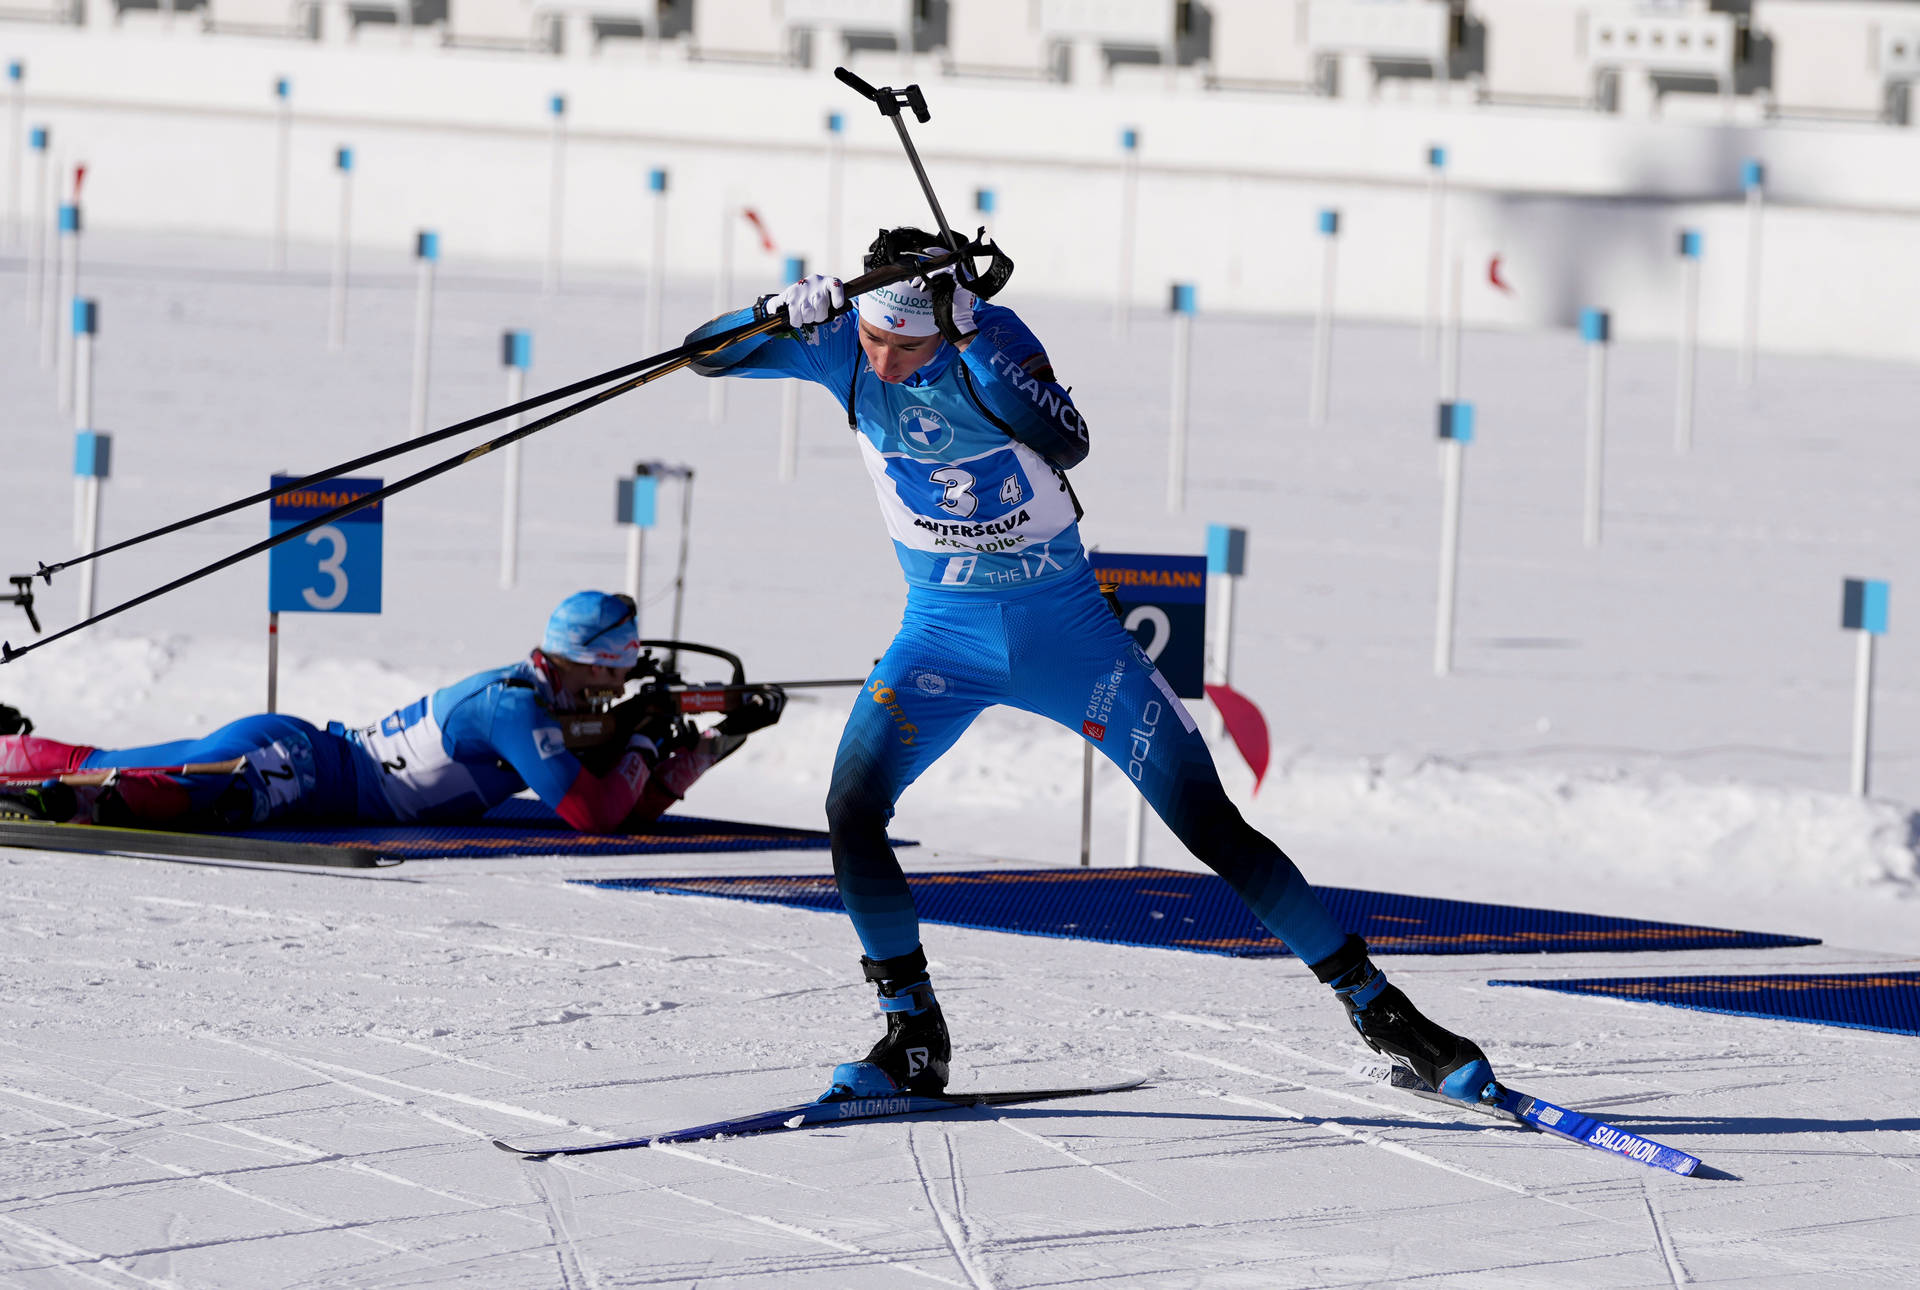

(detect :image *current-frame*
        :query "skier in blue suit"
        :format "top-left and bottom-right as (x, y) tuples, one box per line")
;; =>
(687, 228), (1496, 1104)
(0, 593), (766, 834)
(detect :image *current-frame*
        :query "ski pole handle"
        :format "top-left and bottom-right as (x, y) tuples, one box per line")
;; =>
(834, 66), (878, 101)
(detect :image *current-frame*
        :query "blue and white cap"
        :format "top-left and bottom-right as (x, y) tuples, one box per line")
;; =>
(542, 591), (639, 668)
(857, 246), (973, 337)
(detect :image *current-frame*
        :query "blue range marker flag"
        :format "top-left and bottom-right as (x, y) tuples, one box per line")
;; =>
(268, 475), (384, 614)
(1088, 553), (1207, 699)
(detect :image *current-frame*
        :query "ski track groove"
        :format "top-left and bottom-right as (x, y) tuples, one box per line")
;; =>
(363, 1032), (526, 1079)
(0, 1210), (179, 1290)
(1178, 1051), (1645, 1223)
(205, 1034), (585, 1130)
(645, 1141), (829, 1191)
(0, 1088), (473, 1272)
(1199, 1088), (1536, 1196)
(561, 1157), (968, 1288)
(2, 1084), (540, 1229)
(987, 1116), (1171, 1205)
(192, 1036), (502, 1148)
(0, 1092), (425, 1261)
(1174, 1050), (1459, 1125)
(907, 1124), (996, 1290)
(3, 1068), (331, 1163)
(1642, 1182), (1691, 1287)
(530, 1162), (599, 1290)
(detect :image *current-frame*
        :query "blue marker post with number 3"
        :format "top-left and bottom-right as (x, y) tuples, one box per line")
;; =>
(266, 475), (383, 712)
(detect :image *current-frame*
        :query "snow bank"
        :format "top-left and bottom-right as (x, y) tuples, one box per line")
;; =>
(1245, 753), (1920, 894)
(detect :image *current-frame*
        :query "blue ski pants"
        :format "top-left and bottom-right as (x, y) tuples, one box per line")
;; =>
(825, 566), (1348, 969)
(81, 713), (366, 823)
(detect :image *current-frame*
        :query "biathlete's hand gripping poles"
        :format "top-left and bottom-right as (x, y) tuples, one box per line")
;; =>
(0, 256), (961, 664)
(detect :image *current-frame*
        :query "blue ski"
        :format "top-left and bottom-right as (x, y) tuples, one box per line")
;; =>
(493, 1078), (1146, 1158)
(1373, 1065), (1706, 1177)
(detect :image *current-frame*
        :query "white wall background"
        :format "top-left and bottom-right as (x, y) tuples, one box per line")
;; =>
(3, 25), (1920, 360)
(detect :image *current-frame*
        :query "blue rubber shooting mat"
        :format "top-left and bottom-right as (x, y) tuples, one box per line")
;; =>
(574, 867), (1818, 957)
(223, 798), (916, 859)
(1490, 973), (1920, 1037)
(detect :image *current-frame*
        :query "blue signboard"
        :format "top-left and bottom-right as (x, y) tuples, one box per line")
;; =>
(1088, 552), (1207, 699)
(268, 475), (383, 614)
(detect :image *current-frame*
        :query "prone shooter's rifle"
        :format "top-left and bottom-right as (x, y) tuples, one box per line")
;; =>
(554, 640), (861, 769)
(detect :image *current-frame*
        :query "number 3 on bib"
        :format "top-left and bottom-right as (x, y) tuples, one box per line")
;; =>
(930, 466), (978, 518)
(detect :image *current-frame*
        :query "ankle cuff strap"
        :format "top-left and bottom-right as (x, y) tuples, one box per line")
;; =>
(1308, 933), (1372, 986)
(861, 947), (928, 985)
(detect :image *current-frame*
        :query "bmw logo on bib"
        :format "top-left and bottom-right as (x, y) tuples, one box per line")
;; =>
(899, 405), (953, 454)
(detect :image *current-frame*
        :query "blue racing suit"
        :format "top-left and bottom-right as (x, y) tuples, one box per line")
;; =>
(688, 300), (1348, 970)
(81, 658), (671, 832)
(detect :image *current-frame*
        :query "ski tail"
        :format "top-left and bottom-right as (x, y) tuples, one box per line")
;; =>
(0, 818), (393, 870)
(494, 1078), (1147, 1159)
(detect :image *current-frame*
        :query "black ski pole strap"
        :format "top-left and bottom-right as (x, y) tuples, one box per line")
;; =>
(964, 232), (1015, 301)
(924, 272), (974, 346)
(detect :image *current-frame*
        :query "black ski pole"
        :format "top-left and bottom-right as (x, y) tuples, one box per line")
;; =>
(25, 320), (774, 588)
(833, 67), (966, 263)
(0, 319), (782, 665)
(1, 257), (952, 663)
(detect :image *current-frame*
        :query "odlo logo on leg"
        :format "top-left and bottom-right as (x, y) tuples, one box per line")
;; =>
(1127, 700), (1162, 782)
(868, 679), (920, 745)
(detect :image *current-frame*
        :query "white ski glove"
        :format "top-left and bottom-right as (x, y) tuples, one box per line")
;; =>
(775, 273), (845, 328)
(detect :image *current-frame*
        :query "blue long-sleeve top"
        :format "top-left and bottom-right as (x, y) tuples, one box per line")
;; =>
(687, 300), (1090, 592)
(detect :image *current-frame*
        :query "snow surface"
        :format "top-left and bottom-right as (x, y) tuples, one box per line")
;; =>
(1, 233), (1918, 1285)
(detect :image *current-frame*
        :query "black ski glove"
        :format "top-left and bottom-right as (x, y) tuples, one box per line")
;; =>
(716, 686), (786, 738)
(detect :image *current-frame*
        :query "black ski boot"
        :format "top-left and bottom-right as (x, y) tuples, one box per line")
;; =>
(825, 947), (951, 1099)
(1312, 935), (1495, 1103)
(0, 780), (78, 822)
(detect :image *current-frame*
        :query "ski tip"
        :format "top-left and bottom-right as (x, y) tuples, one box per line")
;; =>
(1686, 1160), (1737, 1181)
(492, 1139), (553, 1160)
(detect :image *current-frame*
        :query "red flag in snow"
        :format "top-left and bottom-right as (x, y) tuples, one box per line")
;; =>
(73, 163), (86, 200)
(1204, 682), (1271, 794)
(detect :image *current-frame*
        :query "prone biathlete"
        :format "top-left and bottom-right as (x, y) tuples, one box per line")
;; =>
(0, 592), (772, 834)
(689, 227), (1496, 1103)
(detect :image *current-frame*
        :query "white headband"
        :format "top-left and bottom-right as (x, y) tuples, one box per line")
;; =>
(856, 280), (942, 337)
